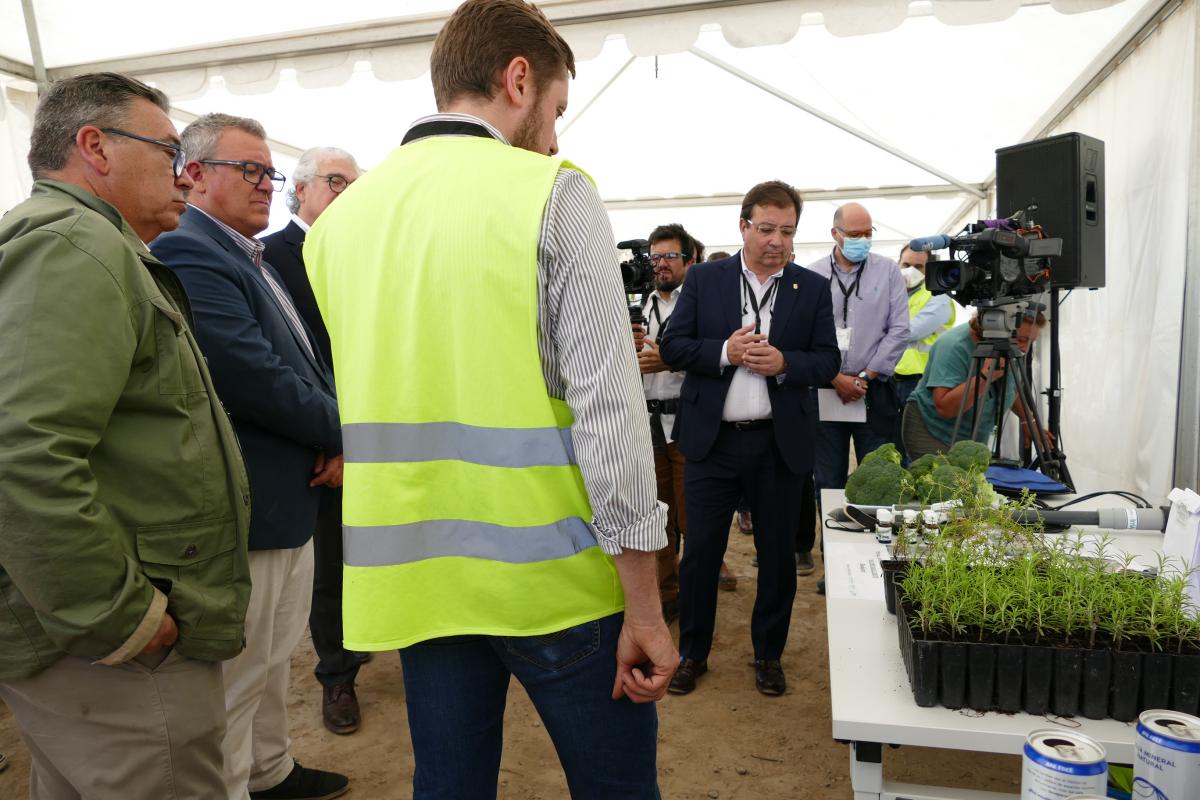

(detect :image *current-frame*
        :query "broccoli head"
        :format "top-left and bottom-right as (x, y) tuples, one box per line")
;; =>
(908, 453), (948, 482)
(947, 439), (991, 472)
(859, 442), (902, 467)
(845, 460), (910, 506)
(916, 464), (970, 503)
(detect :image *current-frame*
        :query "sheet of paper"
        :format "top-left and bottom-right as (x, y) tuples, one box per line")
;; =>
(818, 388), (866, 423)
(824, 540), (891, 600)
(1162, 488), (1200, 611)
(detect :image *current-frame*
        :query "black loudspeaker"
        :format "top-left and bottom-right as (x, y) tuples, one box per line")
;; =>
(996, 132), (1105, 289)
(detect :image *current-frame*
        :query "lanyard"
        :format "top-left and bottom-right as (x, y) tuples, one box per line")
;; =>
(648, 294), (670, 343)
(829, 255), (865, 327)
(741, 274), (778, 334)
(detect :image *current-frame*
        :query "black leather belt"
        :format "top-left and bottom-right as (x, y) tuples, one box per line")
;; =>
(721, 419), (773, 431)
(646, 398), (679, 414)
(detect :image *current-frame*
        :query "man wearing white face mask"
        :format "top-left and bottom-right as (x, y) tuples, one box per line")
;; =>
(804, 203), (908, 585)
(892, 244), (955, 461)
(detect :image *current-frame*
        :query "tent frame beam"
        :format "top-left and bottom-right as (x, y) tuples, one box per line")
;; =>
(1173, 0), (1200, 490)
(19, 0), (48, 93)
(688, 46), (985, 200)
(602, 182), (982, 211)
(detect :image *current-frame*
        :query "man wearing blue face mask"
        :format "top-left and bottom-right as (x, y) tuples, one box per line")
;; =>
(803, 203), (909, 588)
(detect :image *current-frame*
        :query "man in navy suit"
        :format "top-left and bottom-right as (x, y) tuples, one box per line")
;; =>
(151, 114), (349, 800)
(660, 181), (839, 697)
(263, 146), (366, 738)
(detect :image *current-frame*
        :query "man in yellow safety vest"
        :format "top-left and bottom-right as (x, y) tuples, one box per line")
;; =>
(303, 1), (677, 797)
(893, 243), (956, 461)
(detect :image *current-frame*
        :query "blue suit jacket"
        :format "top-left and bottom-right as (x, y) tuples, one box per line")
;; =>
(660, 253), (840, 475)
(151, 209), (341, 551)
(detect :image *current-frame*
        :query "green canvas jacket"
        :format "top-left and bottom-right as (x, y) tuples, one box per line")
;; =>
(0, 180), (252, 681)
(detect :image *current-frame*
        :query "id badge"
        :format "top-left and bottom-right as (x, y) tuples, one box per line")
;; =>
(836, 326), (853, 352)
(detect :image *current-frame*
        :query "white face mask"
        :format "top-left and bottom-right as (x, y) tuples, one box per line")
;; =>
(901, 266), (925, 289)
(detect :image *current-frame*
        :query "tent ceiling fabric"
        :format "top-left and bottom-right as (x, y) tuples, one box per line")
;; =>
(2, 0), (1130, 81)
(126, 0), (1151, 242)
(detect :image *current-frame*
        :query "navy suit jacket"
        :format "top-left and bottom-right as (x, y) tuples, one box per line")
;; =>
(151, 208), (341, 551)
(660, 253), (840, 475)
(261, 221), (332, 369)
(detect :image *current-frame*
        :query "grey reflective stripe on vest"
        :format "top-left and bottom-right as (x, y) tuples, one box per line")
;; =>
(913, 341), (933, 353)
(342, 421), (576, 467)
(343, 517), (597, 566)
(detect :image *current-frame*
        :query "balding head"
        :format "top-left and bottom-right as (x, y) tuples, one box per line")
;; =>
(833, 203), (871, 233)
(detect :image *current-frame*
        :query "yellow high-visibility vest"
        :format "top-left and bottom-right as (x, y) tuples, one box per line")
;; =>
(304, 135), (623, 650)
(895, 287), (955, 377)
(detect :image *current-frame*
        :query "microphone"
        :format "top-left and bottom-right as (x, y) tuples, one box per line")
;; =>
(1009, 507), (1168, 533)
(907, 234), (953, 253)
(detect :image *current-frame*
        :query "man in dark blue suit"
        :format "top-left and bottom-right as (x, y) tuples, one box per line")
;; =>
(660, 181), (839, 697)
(263, 146), (366, 738)
(151, 114), (349, 800)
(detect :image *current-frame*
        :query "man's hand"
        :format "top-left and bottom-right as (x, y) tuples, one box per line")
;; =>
(980, 358), (1006, 384)
(1022, 424), (1057, 451)
(612, 614), (678, 703)
(832, 373), (867, 403)
(310, 453), (344, 488)
(632, 323), (647, 351)
(742, 342), (785, 376)
(726, 324), (766, 366)
(637, 340), (669, 374)
(139, 612), (178, 656)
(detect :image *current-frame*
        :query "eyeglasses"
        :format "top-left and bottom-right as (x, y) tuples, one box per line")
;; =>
(314, 174), (351, 193)
(836, 225), (878, 239)
(649, 252), (686, 264)
(101, 128), (186, 177)
(746, 222), (797, 238)
(199, 159), (286, 190)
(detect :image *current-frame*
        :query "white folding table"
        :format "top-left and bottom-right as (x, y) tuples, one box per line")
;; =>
(821, 489), (1164, 800)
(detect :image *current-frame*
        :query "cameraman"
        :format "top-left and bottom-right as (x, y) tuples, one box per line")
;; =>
(901, 305), (1049, 458)
(637, 224), (735, 621)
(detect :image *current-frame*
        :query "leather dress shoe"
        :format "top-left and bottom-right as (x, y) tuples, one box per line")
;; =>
(668, 658), (708, 695)
(796, 550), (816, 576)
(322, 682), (361, 735)
(249, 761), (349, 800)
(736, 510), (753, 534)
(755, 659), (786, 696)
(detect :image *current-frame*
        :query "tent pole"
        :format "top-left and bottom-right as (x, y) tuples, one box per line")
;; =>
(559, 55), (635, 138)
(1173, 0), (1200, 490)
(687, 46), (985, 199)
(19, 0), (48, 94)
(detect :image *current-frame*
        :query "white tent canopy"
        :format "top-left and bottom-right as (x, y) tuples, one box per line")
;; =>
(2, 0), (1198, 500)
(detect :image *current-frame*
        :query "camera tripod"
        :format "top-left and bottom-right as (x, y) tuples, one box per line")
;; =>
(950, 307), (1073, 490)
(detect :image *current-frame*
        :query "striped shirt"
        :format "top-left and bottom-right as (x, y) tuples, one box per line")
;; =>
(187, 204), (315, 360)
(407, 114), (667, 555)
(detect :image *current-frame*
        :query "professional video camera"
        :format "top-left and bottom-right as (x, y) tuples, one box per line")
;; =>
(617, 238), (655, 325)
(907, 207), (1062, 308)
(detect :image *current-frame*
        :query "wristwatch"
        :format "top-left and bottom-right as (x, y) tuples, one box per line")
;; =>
(855, 370), (868, 390)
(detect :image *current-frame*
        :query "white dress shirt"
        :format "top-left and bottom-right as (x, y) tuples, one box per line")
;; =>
(719, 254), (784, 421)
(642, 287), (684, 441)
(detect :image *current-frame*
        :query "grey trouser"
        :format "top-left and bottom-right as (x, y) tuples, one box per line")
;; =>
(0, 649), (226, 800)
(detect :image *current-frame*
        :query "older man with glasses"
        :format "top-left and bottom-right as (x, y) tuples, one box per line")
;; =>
(151, 114), (349, 800)
(262, 147), (366, 738)
(0, 73), (252, 800)
(803, 203), (910, 594)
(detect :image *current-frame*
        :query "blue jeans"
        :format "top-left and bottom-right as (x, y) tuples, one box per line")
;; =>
(399, 612), (660, 800)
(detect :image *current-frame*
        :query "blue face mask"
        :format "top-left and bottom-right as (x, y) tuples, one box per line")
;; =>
(840, 237), (872, 263)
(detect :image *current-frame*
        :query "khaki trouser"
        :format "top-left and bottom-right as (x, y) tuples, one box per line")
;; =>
(222, 542), (315, 799)
(0, 649), (226, 800)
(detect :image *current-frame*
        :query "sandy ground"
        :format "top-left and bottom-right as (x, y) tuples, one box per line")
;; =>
(0, 524), (1025, 799)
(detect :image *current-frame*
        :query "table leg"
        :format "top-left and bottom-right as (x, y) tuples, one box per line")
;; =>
(849, 741), (883, 800)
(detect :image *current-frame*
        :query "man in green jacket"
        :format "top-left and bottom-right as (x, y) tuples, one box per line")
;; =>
(0, 72), (252, 799)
